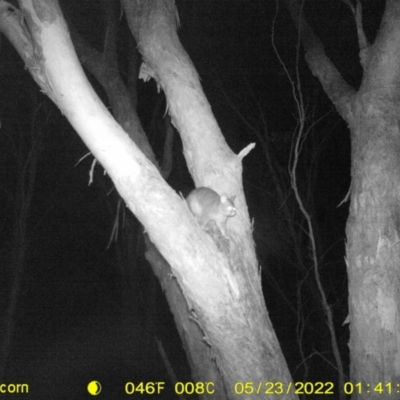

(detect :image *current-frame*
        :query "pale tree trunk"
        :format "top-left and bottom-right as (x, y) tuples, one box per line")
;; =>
(0, 0), (296, 398)
(284, 0), (400, 397)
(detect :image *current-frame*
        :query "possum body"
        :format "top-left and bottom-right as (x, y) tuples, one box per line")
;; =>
(186, 187), (236, 235)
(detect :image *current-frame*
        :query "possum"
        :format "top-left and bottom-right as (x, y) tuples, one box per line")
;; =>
(186, 187), (236, 235)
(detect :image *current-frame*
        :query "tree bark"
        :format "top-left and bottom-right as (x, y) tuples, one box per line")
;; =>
(0, 0), (296, 398)
(283, 0), (400, 397)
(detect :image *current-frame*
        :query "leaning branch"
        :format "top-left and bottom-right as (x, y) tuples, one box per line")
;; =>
(282, 0), (356, 122)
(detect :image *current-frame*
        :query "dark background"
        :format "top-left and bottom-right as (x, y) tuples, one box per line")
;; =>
(0, 1), (386, 398)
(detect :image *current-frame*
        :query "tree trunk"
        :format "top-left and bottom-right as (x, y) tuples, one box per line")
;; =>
(346, 95), (400, 394)
(284, 0), (400, 397)
(0, 0), (296, 398)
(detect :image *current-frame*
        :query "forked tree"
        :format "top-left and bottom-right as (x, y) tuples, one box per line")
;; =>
(0, 1), (297, 399)
(284, 0), (400, 397)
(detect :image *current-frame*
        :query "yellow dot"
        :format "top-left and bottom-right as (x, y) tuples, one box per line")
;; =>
(87, 381), (102, 396)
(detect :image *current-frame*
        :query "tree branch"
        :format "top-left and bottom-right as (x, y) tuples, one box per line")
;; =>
(66, 5), (158, 167)
(362, 1), (400, 97)
(282, 0), (356, 122)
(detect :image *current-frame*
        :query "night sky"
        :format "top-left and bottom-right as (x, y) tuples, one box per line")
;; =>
(0, 0), (386, 398)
